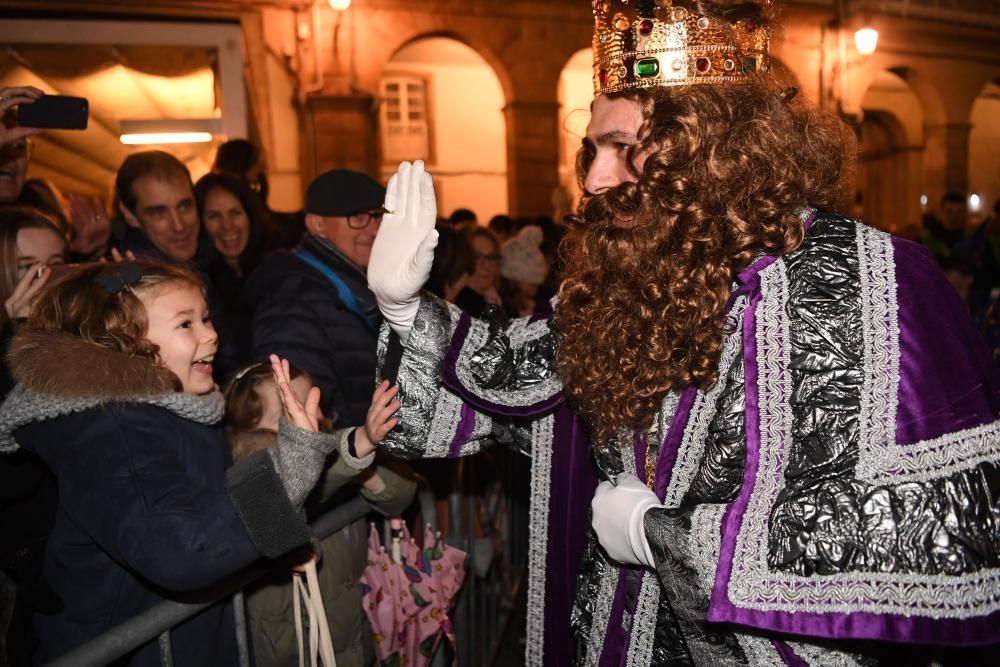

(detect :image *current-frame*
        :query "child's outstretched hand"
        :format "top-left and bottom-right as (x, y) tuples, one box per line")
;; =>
(270, 354), (321, 432)
(355, 380), (400, 457)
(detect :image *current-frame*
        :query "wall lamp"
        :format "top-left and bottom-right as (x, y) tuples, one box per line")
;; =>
(119, 118), (223, 145)
(854, 27), (879, 56)
(327, 0), (351, 9)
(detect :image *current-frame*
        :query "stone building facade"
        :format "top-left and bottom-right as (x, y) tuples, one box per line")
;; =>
(3, 0), (999, 231)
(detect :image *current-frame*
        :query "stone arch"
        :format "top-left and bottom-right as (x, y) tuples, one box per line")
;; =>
(378, 30), (514, 106)
(377, 35), (509, 221)
(968, 78), (1000, 221)
(857, 69), (926, 236)
(557, 48), (592, 208)
(345, 8), (589, 216)
(883, 66), (946, 128)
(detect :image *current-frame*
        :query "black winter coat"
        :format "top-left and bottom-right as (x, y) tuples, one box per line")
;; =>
(245, 234), (381, 426)
(0, 331), (312, 667)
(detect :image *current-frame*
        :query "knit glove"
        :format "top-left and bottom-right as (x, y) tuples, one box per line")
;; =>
(368, 160), (439, 343)
(591, 473), (661, 568)
(269, 418), (339, 510)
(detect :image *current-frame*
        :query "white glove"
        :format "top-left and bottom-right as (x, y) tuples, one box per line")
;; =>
(591, 473), (661, 568)
(368, 160), (439, 343)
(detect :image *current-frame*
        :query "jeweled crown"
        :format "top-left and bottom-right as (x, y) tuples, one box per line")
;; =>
(592, 0), (771, 95)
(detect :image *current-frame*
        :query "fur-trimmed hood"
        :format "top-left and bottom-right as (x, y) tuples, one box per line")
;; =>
(0, 329), (223, 453)
(8, 328), (178, 399)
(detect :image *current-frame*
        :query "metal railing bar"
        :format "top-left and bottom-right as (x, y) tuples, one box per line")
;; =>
(232, 590), (250, 667)
(44, 495), (374, 667)
(157, 631), (172, 667)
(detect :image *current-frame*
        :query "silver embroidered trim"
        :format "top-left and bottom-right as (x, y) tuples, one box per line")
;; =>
(656, 391), (681, 451)
(583, 556), (619, 667)
(425, 389), (467, 457)
(735, 634), (785, 667)
(856, 222), (1000, 481)
(459, 410), (493, 456)
(688, 503), (727, 594)
(726, 258), (1000, 618)
(625, 572), (661, 667)
(855, 222), (902, 483)
(525, 414), (554, 667)
(784, 640), (866, 667)
(663, 296), (749, 508)
(454, 317), (563, 408)
(623, 440), (638, 477)
(883, 418), (1000, 482)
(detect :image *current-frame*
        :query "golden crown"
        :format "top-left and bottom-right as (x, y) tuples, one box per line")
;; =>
(592, 0), (771, 95)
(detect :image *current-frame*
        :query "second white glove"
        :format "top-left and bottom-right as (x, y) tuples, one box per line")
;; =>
(367, 160), (439, 343)
(590, 472), (661, 568)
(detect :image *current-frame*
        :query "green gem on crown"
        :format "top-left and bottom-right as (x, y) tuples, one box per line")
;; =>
(635, 58), (660, 77)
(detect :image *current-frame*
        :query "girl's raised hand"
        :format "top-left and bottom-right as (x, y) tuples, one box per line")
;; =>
(4, 262), (50, 320)
(355, 380), (400, 458)
(270, 354), (321, 432)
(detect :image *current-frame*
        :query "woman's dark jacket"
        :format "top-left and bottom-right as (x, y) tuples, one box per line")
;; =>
(245, 234), (381, 426)
(203, 255), (257, 380)
(0, 331), (312, 666)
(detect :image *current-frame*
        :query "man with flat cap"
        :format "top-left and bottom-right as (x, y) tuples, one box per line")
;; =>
(246, 169), (386, 423)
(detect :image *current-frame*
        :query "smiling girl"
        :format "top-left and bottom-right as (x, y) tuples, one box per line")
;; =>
(0, 260), (343, 666)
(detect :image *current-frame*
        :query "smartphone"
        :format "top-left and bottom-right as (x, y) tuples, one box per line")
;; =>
(18, 95), (89, 130)
(47, 263), (94, 281)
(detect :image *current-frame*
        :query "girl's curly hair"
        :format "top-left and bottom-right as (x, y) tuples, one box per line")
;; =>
(29, 259), (205, 363)
(555, 81), (854, 445)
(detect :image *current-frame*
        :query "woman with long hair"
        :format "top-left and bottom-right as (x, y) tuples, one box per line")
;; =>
(0, 205), (66, 334)
(194, 172), (273, 374)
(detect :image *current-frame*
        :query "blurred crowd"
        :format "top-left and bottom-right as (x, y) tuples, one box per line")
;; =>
(919, 191), (1000, 361)
(0, 84), (568, 667)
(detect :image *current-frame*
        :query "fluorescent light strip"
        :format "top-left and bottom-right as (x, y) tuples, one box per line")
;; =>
(120, 132), (213, 145)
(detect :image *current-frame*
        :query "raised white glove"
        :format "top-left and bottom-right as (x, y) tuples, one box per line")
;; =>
(591, 473), (661, 568)
(368, 160), (439, 343)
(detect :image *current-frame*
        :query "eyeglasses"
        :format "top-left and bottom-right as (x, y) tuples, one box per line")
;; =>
(346, 209), (386, 230)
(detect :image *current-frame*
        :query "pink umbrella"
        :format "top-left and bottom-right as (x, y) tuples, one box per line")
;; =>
(360, 522), (467, 667)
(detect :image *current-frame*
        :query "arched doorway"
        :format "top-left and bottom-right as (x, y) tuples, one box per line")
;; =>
(379, 36), (508, 223)
(858, 69), (925, 237)
(968, 80), (1000, 224)
(556, 48), (592, 216)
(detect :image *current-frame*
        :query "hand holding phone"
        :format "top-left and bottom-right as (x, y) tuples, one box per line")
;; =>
(0, 86), (44, 147)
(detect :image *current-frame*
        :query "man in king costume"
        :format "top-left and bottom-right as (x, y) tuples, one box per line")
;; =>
(366, 1), (1000, 664)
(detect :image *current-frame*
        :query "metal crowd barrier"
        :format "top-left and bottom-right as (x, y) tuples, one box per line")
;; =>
(43, 449), (530, 667)
(45, 496), (378, 667)
(444, 446), (531, 666)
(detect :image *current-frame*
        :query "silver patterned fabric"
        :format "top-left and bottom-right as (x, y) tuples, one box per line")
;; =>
(377, 212), (1000, 666)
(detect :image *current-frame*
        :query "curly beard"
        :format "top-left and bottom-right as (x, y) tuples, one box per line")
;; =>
(553, 186), (735, 446)
(552, 82), (852, 446)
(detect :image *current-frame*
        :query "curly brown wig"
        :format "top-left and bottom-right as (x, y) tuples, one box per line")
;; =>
(555, 81), (854, 445)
